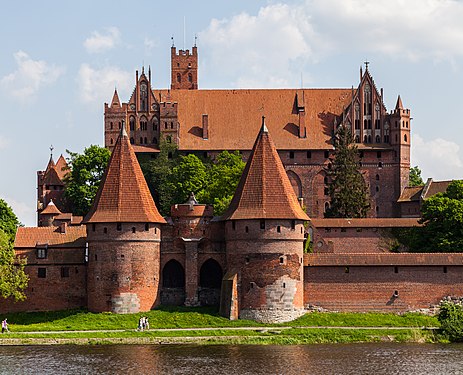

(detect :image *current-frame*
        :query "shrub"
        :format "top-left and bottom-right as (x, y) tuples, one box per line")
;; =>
(438, 301), (463, 342)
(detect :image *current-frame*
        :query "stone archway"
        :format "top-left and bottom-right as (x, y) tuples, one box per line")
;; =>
(286, 170), (302, 198)
(199, 258), (223, 306)
(161, 259), (185, 305)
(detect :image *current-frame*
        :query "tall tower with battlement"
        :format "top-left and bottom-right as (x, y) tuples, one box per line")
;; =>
(171, 45), (198, 90)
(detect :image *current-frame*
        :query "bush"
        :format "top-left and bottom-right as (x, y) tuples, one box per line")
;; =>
(438, 301), (463, 342)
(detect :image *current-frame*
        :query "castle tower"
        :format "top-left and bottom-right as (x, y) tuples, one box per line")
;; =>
(104, 89), (127, 151)
(39, 199), (62, 227)
(390, 95), (411, 207)
(219, 117), (309, 323)
(171, 45), (198, 90)
(83, 126), (166, 313)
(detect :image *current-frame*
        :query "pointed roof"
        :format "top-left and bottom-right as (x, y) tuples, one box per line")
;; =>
(220, 118), (309, 221)
(395, 95), (403, 110)
(45, 155), (55, 172)
(43, 166), (64, 186)
(41, 199), (62, 215)
(111, 89), (121, 108)
(83, 128), (165, 224)
(55, 155), (68, 180)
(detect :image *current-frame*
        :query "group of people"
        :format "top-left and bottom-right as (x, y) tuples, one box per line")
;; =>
(1, 319), (8, 333)
(137, 316), (149, 331)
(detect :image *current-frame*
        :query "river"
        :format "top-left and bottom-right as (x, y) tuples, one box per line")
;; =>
(0, 343), (462, 374)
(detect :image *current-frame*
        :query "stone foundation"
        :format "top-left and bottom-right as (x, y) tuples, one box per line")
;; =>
(112, 293), (140, 314)
(239, 307), (305, 323)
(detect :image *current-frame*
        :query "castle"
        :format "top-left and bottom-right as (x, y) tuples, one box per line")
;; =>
(3, 46), (463, 323)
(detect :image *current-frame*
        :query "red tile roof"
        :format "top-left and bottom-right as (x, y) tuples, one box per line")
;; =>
(311, 218), (421, 228)
(424, 180), (452, 199)
(84, 128), (165, 224)
(305, 253), (463, 266)
(220, 119), (310, 221)
(40, 200), (62, 215)
(397, 186), (423, 202)
(14, 226), (87, 248)
(42, 166), (64, 186)
(55, 155), (69, 180)
(154, 88), (353, 150)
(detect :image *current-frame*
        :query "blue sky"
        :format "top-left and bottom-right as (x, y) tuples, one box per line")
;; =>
(1, 0), (463, 226)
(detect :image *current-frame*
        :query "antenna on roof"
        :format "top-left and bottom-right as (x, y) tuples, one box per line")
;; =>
(171, 36), (175, 47)
(183, 16), (186, 50)
(194, 34), (197, 47)
(50, 145), (54, 158)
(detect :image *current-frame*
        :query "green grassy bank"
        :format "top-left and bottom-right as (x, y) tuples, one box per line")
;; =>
(0, 306), (441, 345)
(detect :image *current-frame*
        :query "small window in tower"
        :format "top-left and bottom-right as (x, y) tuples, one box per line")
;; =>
(232, 221), (236, 230)
(188, 73), (192, 82)
(36, 248), (47, 259)
(110, 122), (113, 129)
(277, 226), (281, 233)
(378, 162), (383, 168)
(117, 223), (122, 231)
(245, 257), (250, 264)
(177, 73), (181, 83)
(38, 267), (46, 278)
(280, 256), (285, 264)
(444, 266), (448, 274)
(155, 228), (157, 234)
(145, 223), (149, 231)
(376, 186), (379, 192)
(324, 150), (329, 158)
(291, 220), (296, 230)
(289, 151), (294, 159)
(376, 174), (380, 181)
(110, 138), (113, 145)
(177, 62), (180, 67)
(260, 220), (265, 230)
(170, 122), (174, 129)
(394, 266), (399, 273)
(103, 227), (107, 234)
(345, 267), (350, 274)
(245, 226), (249, 233)
(307, 151), (312, 158)
(404, 134), (407, 142)
(132, 227), (136, 234)
(61, 267), (70, 278)
(140, 137), (143, 144)
(144, 137), (147, 144)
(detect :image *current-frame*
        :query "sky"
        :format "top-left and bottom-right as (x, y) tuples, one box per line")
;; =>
(1, 0), (463, 226)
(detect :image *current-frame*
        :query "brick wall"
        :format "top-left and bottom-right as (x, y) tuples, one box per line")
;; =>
(304, 265), (463, 312)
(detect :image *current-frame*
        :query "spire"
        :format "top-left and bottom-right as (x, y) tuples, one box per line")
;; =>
(111, 88), (121, 108)
(46, 145), (55, 171)
(395, 95), (403, 110)
(55, 154), (69, 180)
(220, 121), (309, 221)
(83, 128), (165, 224)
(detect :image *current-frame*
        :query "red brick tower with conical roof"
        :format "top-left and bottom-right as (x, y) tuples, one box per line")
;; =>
(220, 117), (309, 323)
(83, 126), (166, 313)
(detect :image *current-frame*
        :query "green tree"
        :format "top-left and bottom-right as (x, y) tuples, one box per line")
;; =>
(409, 166), (424, 187)
(171, 154), (208, 204)
(64, 145), (111, 216)
(0, 200), (28, 301)
(200, 151), (245, 215)
(325, 126), (370, 218)
(438, 300), (463, 342)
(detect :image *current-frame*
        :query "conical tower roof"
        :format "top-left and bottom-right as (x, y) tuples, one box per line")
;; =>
(111, 88), (121, 108)
(83, 128), (165, 224)
(220, 118), (309, 221)
(41, 199), (62, 215)
(55, 155), (68, 180)
(395, 95), (403, 110)
(45, 155), (55, 172)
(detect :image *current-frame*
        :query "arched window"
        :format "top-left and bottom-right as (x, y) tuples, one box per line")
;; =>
(286, 170), (302, 198)
(354, 102), (360, 129)
(110, 138), (113, 145)
(162, 260), (185, 288)
(200, 259), (223, 288)
(375, 135), (381, 143)
(166, 136), (172, 143)
(188, 73), (192, 82)
(129, 116), (135, 131)
(324, 202), (330, 213)
(375, 103), (381, 129)
(355, 135), (360, 143)
(368, 135), (372, 143)
(376, 174), (380, 181)
(140, 137), (143, 144)
(130, 137), (134, 144)
(364, 119), (368, 129)
(152, 137), (158, 144)
(368, 119), (372, 129)
(364, 83), (372, 115)
(152, 117), (158, 131)
(404, 134), (407, 142)
(177, 73), (181, 83)
(144, 137), (147, 144)
(110, 122), (113, 130)
(140, 82), (148, 111)
(364, 135), (368, 143)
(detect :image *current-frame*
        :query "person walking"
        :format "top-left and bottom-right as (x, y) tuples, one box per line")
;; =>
(2, 319), (9, 333)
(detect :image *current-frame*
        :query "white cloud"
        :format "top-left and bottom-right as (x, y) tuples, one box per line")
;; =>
(0, 51), (64, 100)
(412, 134), (463, 181)
(144, 37), (159, 55)
(199, 0), (463, 87)
(2, 196), (36, 227)
(77, 63), (132, 105)
(84, 27), (121, 54)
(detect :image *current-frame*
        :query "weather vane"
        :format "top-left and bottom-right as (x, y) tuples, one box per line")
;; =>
(50, 144), (54, 157)
(364, 60), (370, 70)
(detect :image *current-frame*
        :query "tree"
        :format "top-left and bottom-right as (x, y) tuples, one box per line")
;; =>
(0, 199), (28, 301)
(171, 154), (208, 204)
(64, 145), (111, 216)
(438, 300), (463, 342)
(325, 126), (370, 218)
(409, 166), (424, 187)
(199, 151), (245, 215)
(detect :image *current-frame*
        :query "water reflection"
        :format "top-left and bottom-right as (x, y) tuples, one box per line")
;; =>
(1, 343), (463, 375)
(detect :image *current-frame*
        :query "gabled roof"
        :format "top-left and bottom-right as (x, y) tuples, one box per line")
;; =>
(42, 166), (64, 186)
(423, 179), (452, 199)
(40, 199), (62, 215)
(397, 186), (423, 202)
(111, 89), (121, 108)
(84, 128), (165, 224)
(45, 156), (55, 172)
(220, 119), (310, 221)
(55, 155), (68, 180)
(14, 226), (87, 248)
(153, 88), (353, 150)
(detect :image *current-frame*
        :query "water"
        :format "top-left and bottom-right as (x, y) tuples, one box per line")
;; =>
(0, 344), (463, 374)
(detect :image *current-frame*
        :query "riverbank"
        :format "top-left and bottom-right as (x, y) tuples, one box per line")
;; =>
(0, 307), (442, 345)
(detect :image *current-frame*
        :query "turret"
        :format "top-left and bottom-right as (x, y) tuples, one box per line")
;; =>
(390, 95), (411, 203)
(171, 44), (198, 90)
(39, 199), (62, 227)
(219, 117), (309, 323)
(83, 126), (166, 313)
(104, 88), (127, 150)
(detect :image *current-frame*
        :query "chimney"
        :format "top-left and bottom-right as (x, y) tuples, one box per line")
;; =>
(202, 114), (209, 139)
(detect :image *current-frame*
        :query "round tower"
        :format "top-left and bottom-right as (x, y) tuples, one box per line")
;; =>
(84, 127), (166, 313)
(220, 118), (309, 323)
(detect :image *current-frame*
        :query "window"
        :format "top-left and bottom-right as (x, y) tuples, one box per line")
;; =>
(232, 221), (236, 230)
(324, 187), (329, 196)
(364, 83), (372, 115)
(291, 220), (296, 230)
(245, 226), (249, 233)
(376, 186), (379, 192)
(354, 102), (360, 129)
(61, 267), (70, 278)
(324, 150), (329, 158)
(307, 151), (312, 159)
(145, 223), (149, 231)
(117, 223), (122, 231)
(110, 138), (113, 145)
(129, 117), (135, 131)
(103, 227), (107, 234)
(280, 256), (285, 264)
(376, 174), (380, 181)
(132, 227), (136, 233)
(375, 135), (381, 143)
(152, 137), (158, 144)
(140, 137), (143, 144)
(92, 224), (96, 232)
(289, 151), (294, 159)
(260, 220), (265, 230)
(144, 137), (148, 144)
(404, 134), (407, 142)
(38, 268), (46, 278)
(110, 122), (113, 129)
(355, 135), (360, 143)
(394, 266), (399, 274)
(345, 266), (350, 274)
(36, 248), (47, 259)
(188, 73), (192, 82)
(378, 162), (383, 168)
(277, 226), (281, 233)
(130, 137), (134, 144)
(444, 266), (448, 274)
(177, 73), (181, 83)
(364, 135), (368, 143)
